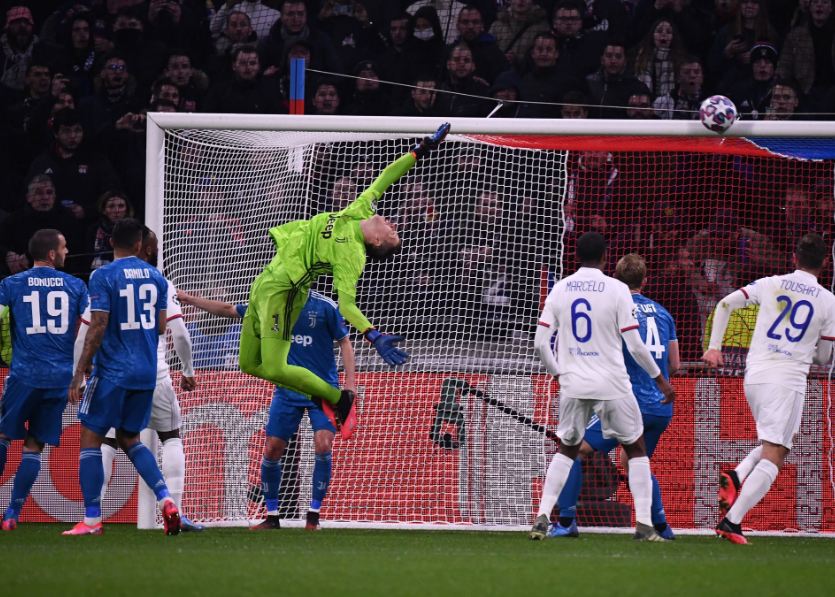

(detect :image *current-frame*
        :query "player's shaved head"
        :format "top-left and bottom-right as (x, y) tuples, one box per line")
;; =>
(29, 228), (65, 263)
(576, 231), (606, 265)
(141, 226), (159, 267)
(111, 217), (145, 250)
(796, 233), (827, 269)
(615, 253), (647, 289)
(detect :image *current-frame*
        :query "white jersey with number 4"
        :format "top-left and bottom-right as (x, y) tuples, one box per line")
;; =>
(741, 270), (835, 389)
(540, 267), (639, 400)
(157, 277), (183, 382)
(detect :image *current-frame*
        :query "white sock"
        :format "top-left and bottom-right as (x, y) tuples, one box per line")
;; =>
(101, 443), (117, 503)
(727, 459), (779, 525)
(536, 453), (574, 518)
(84, 516), (102, 526)
(734, 445), (763, 484)
(161, 438), (185, 509)
(627, 456), (653, 527)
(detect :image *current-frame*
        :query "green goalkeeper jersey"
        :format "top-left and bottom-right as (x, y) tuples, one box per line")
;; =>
(263, 152), (417, 333)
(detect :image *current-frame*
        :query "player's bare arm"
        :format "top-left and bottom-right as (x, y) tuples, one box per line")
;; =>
(177, 290), (241, 319)
(69, 311), (108, 403)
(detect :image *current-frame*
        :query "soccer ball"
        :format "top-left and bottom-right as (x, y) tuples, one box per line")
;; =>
(699, 95), (738, 134)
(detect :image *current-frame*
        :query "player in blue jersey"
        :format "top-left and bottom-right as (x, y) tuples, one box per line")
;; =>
(177, 289), (355, 531)
(0, 229), (88, 531)
(548, 253), (679, 539)
(65, 218), (181, 536)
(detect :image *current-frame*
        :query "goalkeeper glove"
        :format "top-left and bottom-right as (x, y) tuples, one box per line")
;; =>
(365, 329), (409, 366)
(412, 122), (451, 159)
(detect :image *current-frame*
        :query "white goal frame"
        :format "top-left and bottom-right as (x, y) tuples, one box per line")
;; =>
(140, 114), (835, 532)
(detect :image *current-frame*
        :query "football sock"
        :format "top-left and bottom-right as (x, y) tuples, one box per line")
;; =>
(311, 452), (332, 511)
(6, 451), (40, 520)
(650, 473), (668, 526)
(0, 438), (9, 477)
(557, 457), (582, 520)
(537, 453), (574, 518)
(627, 456), (653, 527)
(734, 445), (763, 484)
(100, 442), (116, 502)
(79, 448), (103, 525)
(162, 438), (185, 509)
(126, 443), (171, 502)
(727, 459), (779, 525)
(261, 457), (282, 515)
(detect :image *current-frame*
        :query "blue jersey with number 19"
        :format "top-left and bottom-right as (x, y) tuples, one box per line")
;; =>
(0, 267), (88, 388)
(88, 256), (167, 390)
(622, 293), (677, 418)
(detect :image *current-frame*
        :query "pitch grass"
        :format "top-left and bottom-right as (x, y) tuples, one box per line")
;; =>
(2, 525), (835, 596)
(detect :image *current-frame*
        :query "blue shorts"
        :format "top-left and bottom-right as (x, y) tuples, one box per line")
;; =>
(584, 413), (671, 457)
(265, 387), (336, 441)
(78, 375), (154, 437)
(0, 375), (68, 445)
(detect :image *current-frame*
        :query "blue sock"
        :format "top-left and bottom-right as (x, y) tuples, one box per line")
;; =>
(0, 439), (9, 477)
(5, 451), (41, 520)
(79, 448), (103, 519)
(261, 457), (282, 514)
(126, 443), (170, 502)
(557, 458), (583, 520)
(310, 452), (332, 511)
(650, 473), (668, 526)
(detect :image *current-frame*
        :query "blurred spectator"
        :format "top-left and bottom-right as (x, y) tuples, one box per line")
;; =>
(406, 0), (467, 44)
(109, 7), (161, 94)
(55, 12), (99, 99)
(777, 0), (835, 101)
(213, 10), (258, 58)
(377, 13), (416, 104)
(560, 89), (589, 118)
(631, 17), (686, 100)
(407, 6), (448, 79)
(92, 18), (114, 56)
(625, 85), (657, 118)
(1, 5), (38, 94)
(586, 40), (644, 117)
(309, 79), (341, 114)
(0, 175), (81, 275)
(708, 0), (778, 89)
(259, 0), (343, 75)
(452, 5), (508, 85)
(86, 190), (134, 271)
(150, 76), (181, 109)
(163, 49), (209, 111)
(652, 56), (705, 119)
(488, 69), (523, 117)
(6, 60), (53, 156)
(579, 0), (629, 39)
(145, 0), (212, 68)
(345, 60), (389, 115)
(27, 107), (122, 223)
(768, 185), (816, 264)
(764, 78), (801, 120)
(434, 43), (492, 116)
(318, 1), (385, 71)
(552, 0), (607, 79)
(391, 75), (440, 116)
(326, 175), (358, 211)
(210, 0), (280, 41)
(629, 0), (711, 58)
(726, 42), (778, 119)
(517, 32), (578, 118)
(489, 0), (551, 69)
(79, 52), (144, 139)
(203, 44), (285, 113)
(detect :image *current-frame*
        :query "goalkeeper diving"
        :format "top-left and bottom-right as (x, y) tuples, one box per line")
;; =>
(240, 122), (451, 438)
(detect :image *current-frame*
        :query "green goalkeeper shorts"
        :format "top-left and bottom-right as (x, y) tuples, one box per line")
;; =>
(244, 270), (308, 342)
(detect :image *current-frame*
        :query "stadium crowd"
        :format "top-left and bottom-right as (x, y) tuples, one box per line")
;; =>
(2, 0), (834, 362)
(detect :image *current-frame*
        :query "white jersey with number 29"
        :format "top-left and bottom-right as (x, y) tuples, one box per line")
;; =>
(540, 267), (639, 400)
(739, 270), (835, 389)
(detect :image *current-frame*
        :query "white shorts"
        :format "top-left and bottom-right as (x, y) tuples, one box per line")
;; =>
(103, 376), (181, 438)
(557, 394), (644, 446)
(744, 383), (804, 449)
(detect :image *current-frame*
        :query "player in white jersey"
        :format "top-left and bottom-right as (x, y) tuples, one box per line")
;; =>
(74, 228), (203, 531)
(530, 232), (675, 541)
(703, 233), (835, 545)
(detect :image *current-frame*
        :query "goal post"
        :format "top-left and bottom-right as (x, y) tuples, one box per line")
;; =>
(141, 114), (835, 533)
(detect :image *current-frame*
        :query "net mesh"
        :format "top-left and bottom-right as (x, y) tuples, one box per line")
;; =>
(147, 128), (835, 532)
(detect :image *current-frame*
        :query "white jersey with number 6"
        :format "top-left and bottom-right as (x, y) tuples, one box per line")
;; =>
(540, 267), (639, 400)
(738, 270), (835, 389)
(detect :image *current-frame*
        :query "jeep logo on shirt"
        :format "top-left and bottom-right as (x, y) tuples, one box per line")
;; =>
(321, 214), (337, 239)
(291, 334), (313, 346)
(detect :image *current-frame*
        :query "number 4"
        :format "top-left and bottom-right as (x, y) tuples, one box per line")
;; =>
(645, 316), (665, 359)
